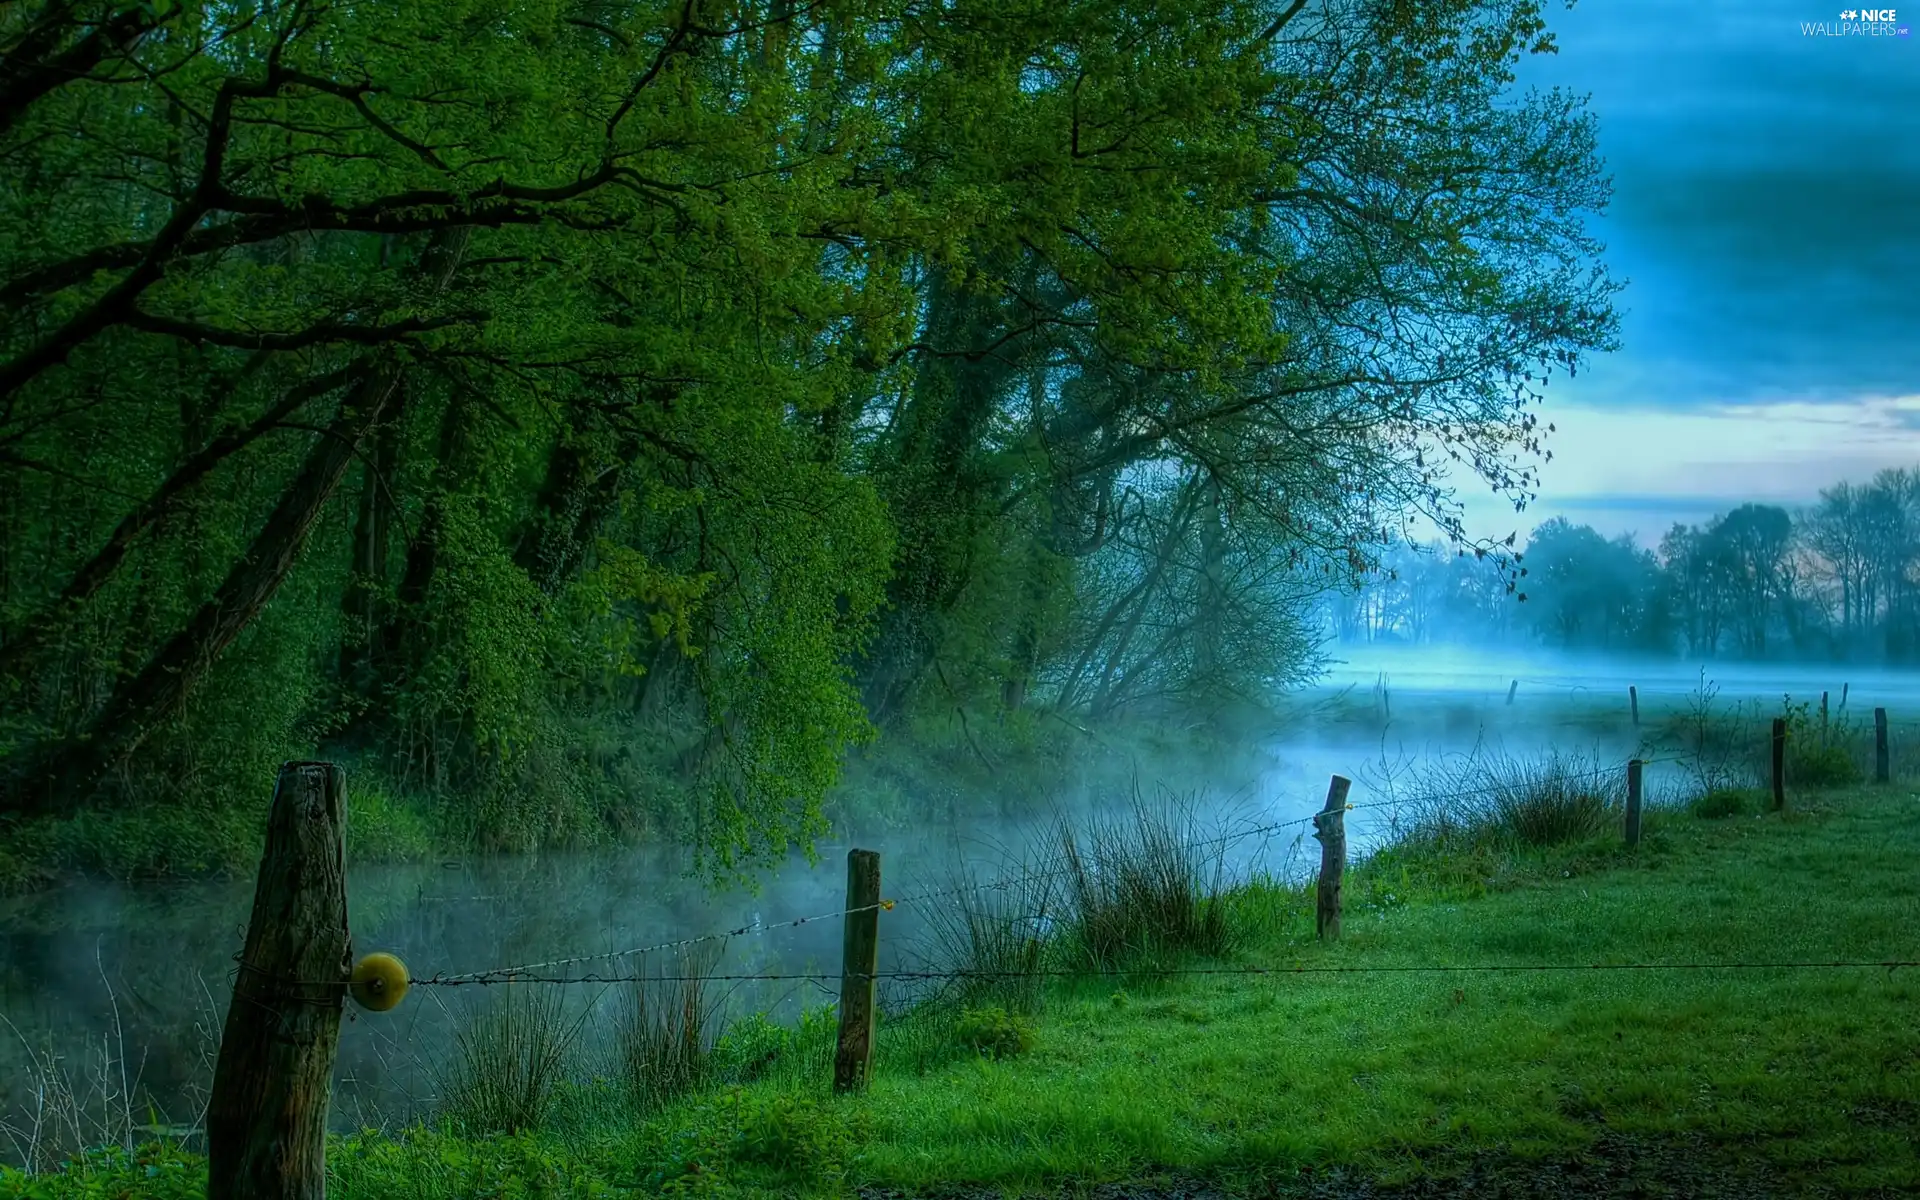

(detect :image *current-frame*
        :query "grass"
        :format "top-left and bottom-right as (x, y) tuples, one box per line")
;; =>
(434, 983), (587, 1136)
(7, 762), (1920, 1196)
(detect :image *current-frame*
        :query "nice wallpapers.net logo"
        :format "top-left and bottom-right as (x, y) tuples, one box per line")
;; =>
(1805, 7), (1912, 33)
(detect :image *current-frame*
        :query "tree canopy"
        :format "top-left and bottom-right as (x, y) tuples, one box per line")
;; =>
(0, 0), (1618, 874)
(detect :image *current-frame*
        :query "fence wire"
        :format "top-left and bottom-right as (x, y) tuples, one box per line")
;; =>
(396, 958), (1920, 989)
(256, 749), (1752, 992)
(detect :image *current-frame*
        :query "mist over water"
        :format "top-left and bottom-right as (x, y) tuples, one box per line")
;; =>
(4, 644), (1915, 1155)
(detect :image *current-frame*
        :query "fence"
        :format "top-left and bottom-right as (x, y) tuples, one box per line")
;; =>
(205, 710), (1915, 1198)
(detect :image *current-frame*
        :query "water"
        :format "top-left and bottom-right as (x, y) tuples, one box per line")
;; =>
(3, 654), (1910, 1156)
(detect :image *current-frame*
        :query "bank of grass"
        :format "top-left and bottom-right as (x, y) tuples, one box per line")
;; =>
(9, 770), (1919, 1198)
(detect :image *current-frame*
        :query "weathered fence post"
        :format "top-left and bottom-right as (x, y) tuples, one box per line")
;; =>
(1770, 718), (1787, 813)
(1876, 707), (1890, 783)
(208, 762), (351, 1200)
(1314, 775), (1351, 941)
(833, 848), (881, 1095)
(1820, 691), (1829, 732)
(1841, 682), (1850, 711)
(1629, 686), (1640, 729)
(1625, 759), (1644, 847)
(1506, 680), (1518, 706)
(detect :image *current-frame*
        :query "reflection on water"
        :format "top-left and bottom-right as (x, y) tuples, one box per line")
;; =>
(2, 658), (1893, 1158)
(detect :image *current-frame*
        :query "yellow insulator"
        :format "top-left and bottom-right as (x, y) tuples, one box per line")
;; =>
(349, 952), (410, 1012)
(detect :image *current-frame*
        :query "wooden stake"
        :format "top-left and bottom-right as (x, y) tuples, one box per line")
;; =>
(1628, 685), (1640, 729)
(1841, 682), (1850, 711)
(1506, 680), (1518, 706)
(1771, 718), (1787, 813)
(1314, 776), (1351, 941)
(1820, 691), (1829, 731)
(834, 848), (881, 1094)
(1876, 707), (1890, 784)
(1625, 759), (1644, 847)
(208, 763), (351, 1200)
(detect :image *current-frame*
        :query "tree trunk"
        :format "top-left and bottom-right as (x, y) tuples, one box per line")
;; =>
(858, 261), (1019, 725)
(513, 429), (640, 597)
(337, 396), (401, 692)
(9, 370), (405, 814)
(0, 362), (365, 681)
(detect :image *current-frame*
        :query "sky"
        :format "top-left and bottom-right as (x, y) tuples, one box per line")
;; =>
(1447, 0), (1920, 550)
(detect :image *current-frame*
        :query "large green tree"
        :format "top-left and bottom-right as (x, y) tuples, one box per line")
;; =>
(0, 0), (1621, 874)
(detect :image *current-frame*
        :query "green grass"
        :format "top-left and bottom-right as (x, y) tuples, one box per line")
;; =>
(8, 780), (1919, 1197)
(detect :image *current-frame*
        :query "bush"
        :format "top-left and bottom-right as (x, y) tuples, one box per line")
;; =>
(954, 1006), (1034, 1059)
(1779, 698), (1866, 787)
(643, 1089), (866, 1194)
(916, 856), (1057, 1015)
(1691, 787), (1765, 820)
(711, 1012), (790, 1085)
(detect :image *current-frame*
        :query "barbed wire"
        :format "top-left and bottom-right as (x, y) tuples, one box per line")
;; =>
(378, 749), (1702, 988)
(398, 957), (1920, 989)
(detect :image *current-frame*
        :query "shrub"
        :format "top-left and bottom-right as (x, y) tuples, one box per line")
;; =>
(644, 1090), (866, 1195)
(709, 1012), (794, 1087)
(1778, 697), (1866, 787)
(954, 1006), (1034, 1060)
(916, 856), (1057, 1015)
(1691, 787), (1764, 820)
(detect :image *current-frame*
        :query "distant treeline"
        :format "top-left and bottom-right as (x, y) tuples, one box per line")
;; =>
(1325, 468), (1920, 663)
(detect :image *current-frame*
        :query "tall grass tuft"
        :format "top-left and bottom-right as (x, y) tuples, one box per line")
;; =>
(436, 981), (584, 1135)
(1055, 787), (1237, 970)
(1395, 750), (1625, 852)
(916, 855), (1060, 1015)
(616, 946), (726, 1114)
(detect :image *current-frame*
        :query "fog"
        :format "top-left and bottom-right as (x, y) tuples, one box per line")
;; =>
(5, 642), (1916, 1159)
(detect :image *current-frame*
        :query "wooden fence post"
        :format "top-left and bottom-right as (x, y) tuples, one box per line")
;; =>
(1625, 759), (1644, 847)
(1770, 718), (1787, 813)
(1314, 776), (1351, 941)
(1629, 686), (1640, 729)
(208, 762), (351, 1200)
(833, 848), (881, 1095)
(1506, 680), (1518, 706)
(1841, 682), (1850, 711)
(1876, 707), (1890, 783)
(1820, 691), (1829, 732)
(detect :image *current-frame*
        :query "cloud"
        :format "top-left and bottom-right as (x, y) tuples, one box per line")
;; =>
(1438, 394), (1920, 546)
(1512, 0), (1920, 408)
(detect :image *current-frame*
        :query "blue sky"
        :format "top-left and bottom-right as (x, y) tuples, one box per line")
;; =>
(1452, 0), (1920, 549)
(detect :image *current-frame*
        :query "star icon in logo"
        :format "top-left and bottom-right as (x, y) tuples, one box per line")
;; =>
(1840, 7), (1858, 16)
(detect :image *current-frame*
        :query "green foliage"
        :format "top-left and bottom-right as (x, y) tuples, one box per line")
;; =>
(617, 951), (724, 1114)
(710, 1014), (791, 1086)
(918, 858), (1057, 1015)
(1056, 789), (1240, 969)
(1690, 786), (1764, 820)
(0, 1143), (204, 1200)
(953, 1006), (1035, 1060)
(643, 1090), (867, 1195)
(1779, 698), (1867, 787)
(437, 986), (587, 1136)
(1391, 751), (1625, 854)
